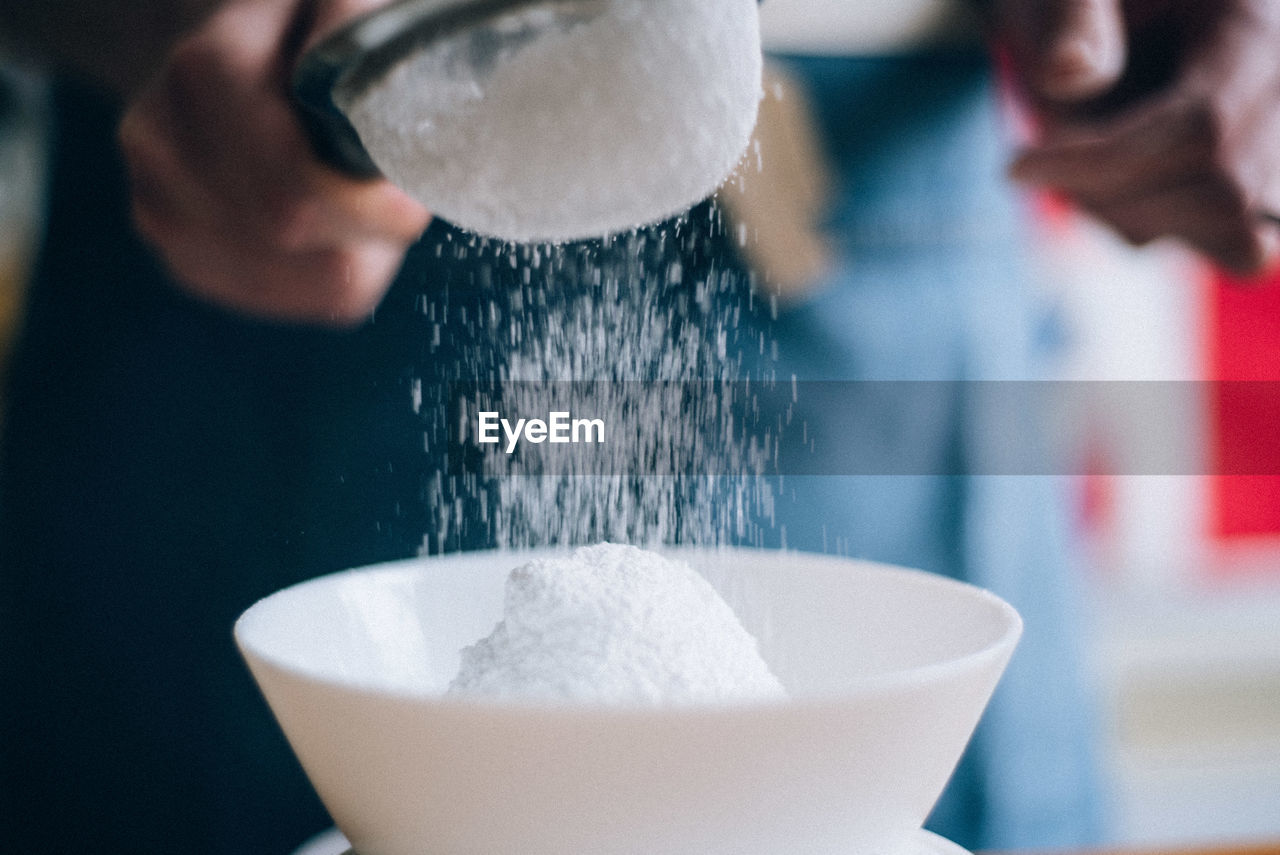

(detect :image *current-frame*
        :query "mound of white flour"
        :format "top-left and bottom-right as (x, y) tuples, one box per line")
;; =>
(342, 0), (762, 242)
(448, 544), (785, 704)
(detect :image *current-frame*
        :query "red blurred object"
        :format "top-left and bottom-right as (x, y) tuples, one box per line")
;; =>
(1207, 266), (1280, 541)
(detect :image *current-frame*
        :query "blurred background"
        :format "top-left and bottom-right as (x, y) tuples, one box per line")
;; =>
(3, 6), (1280, 849)
(1050, 212), (1280, 848)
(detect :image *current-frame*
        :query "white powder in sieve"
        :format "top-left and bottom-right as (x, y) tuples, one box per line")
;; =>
(342, 0), (763, 243)
(448, 543), (785, 704)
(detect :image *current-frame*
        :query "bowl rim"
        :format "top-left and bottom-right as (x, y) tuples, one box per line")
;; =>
(233, 545), (1023, 715)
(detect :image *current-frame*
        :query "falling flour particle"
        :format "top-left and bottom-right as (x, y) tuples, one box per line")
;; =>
(412, 228), (780, 556)
(343, 0), (763, 243)
(448, 544), (786, 704)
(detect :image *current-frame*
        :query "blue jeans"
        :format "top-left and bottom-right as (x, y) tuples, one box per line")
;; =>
(756, 53), (1106, 850)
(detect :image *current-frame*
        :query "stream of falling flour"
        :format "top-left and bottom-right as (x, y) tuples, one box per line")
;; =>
(410, 206), (781, 553)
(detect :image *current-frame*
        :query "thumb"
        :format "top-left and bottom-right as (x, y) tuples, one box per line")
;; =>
(1005, 0), (1128, 103)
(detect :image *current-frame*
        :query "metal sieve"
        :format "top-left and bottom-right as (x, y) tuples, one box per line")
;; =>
(292, 0), (609, 178)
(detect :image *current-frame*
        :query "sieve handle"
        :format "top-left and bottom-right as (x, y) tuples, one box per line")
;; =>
(292, 25), (383, 178)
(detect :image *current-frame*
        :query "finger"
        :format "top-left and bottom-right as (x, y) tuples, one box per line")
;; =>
(1257, 222), (1280, 273)
(1003, 0), (1127, 103)
(266, 241), (410, 324)
(1010, 96), (1211, 202)
(1210, 220), (1278, 275)
(154, 3), (297, 170)
(1038, 0), (1128, 101)
(1230, 81), (1280, 240)
(156, 235), (409, 326)
(227, 123), (428, 248)
(246, 0), (434, 240)
(1084, 175), (1278, 273)
(123, 100), (412, 324)
(119, 95), (221, 246)
(307, 241), (413, 324)
(292, 169), (432, 244)
(221, 119), (428, 251)
(160, 9), (430, 248)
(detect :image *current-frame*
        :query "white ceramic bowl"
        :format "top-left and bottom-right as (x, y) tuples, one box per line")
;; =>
(236, 548), (1021, 855)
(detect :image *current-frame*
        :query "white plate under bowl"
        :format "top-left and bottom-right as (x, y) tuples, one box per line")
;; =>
(292, 826), (973, 855)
